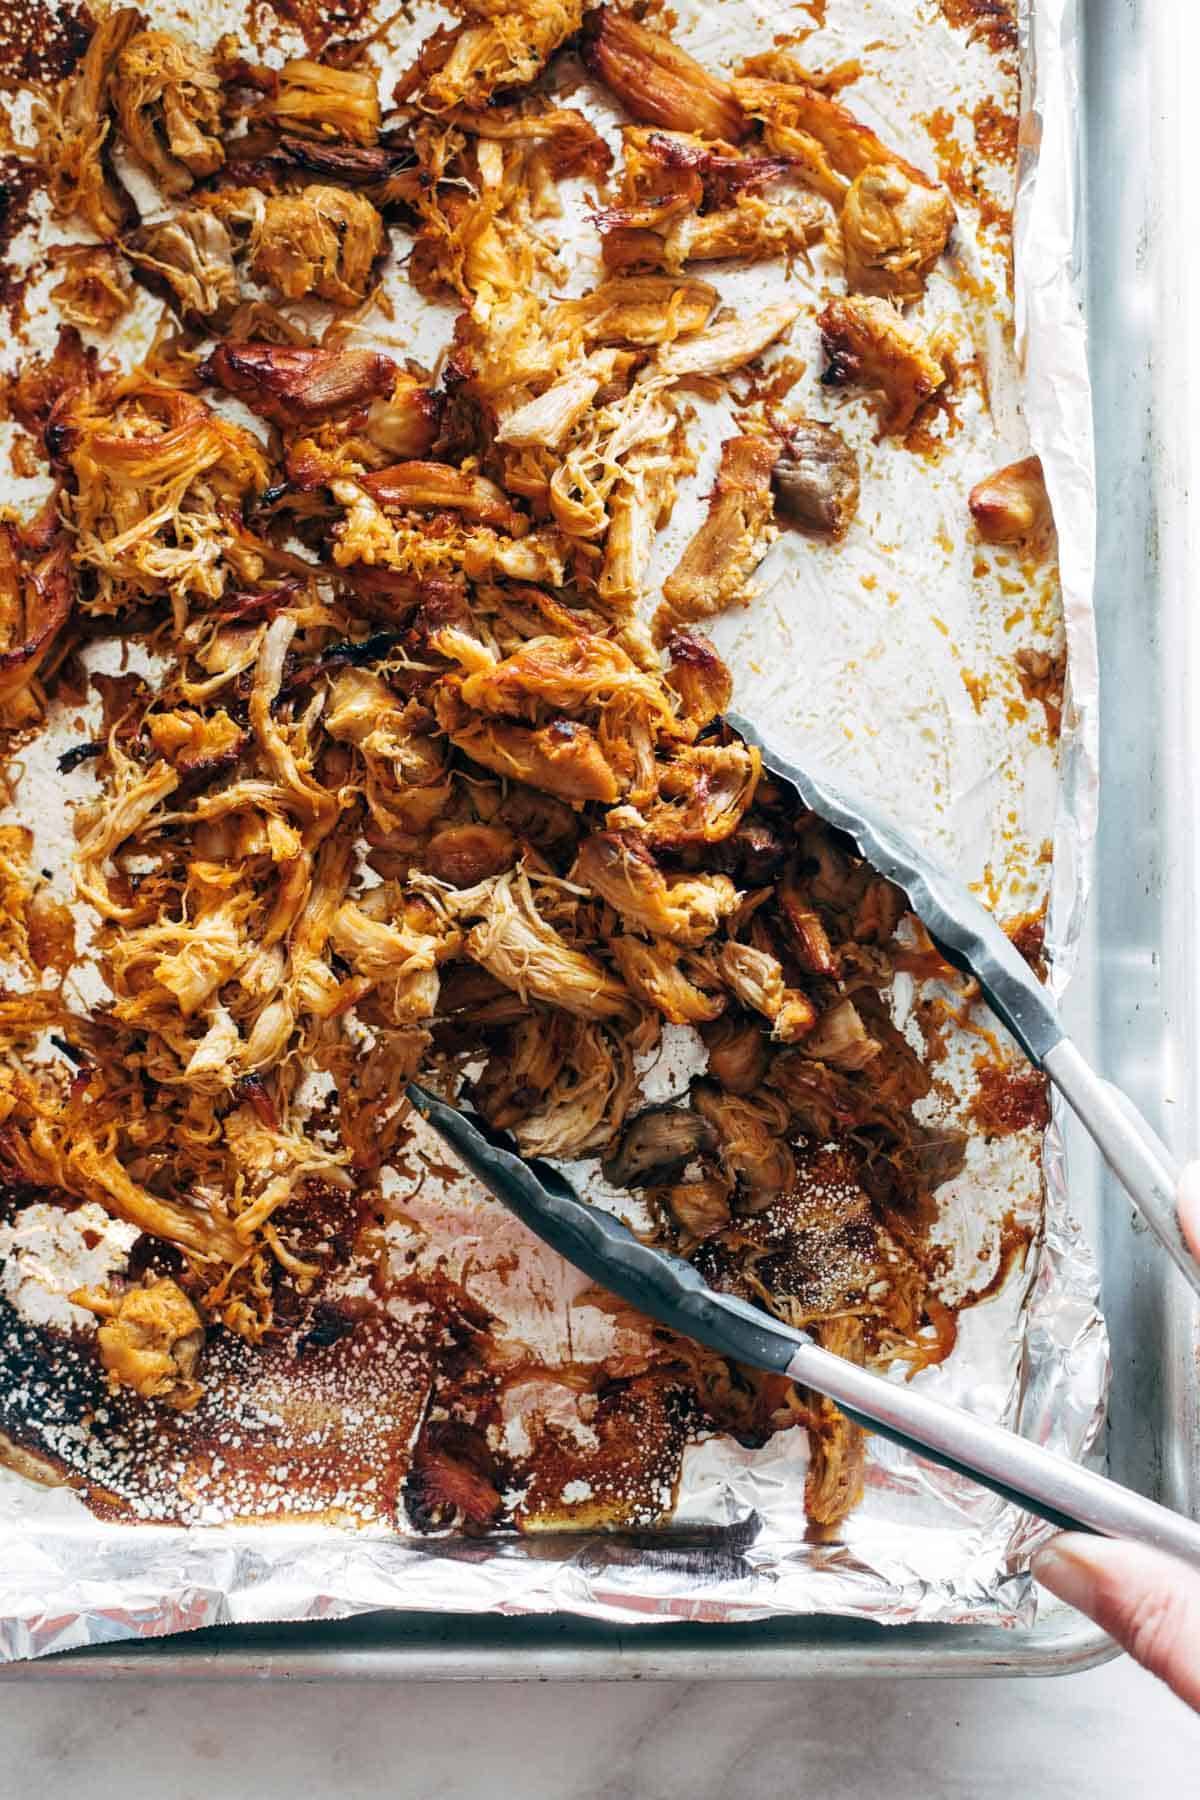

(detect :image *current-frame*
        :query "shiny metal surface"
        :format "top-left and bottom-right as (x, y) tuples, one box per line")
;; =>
(5, 0), (1187, 1679)
(412, 1083), (1200, 1554)
(1044, 1040), (1193, 1294)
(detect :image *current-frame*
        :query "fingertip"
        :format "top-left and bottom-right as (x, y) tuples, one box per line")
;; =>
(1032, 1534), (1200, 1713)
(1031, 1532), (1099, 1615)
(1178, 1161), (1200, 1261)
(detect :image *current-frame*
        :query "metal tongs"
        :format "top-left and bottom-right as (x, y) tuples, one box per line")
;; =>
(407, 710), (1200, 1560)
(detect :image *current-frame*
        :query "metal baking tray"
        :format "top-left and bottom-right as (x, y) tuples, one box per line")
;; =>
(7, 0), (1198, 1681)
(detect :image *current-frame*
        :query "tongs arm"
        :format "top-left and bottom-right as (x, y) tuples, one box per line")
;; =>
(409, 1085), (1200, 1566)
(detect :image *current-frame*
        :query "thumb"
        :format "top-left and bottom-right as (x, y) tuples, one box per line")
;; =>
(1033, 1534), (1200, 1711)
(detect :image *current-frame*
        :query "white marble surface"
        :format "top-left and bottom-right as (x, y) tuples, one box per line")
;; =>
(0, 1649), (1196, 1796)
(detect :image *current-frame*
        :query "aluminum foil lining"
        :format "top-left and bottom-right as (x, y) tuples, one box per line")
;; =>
(0, 0), (1106, 1659)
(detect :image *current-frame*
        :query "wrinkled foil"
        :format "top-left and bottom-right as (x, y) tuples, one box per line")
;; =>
(0, 0), (1106, 1659)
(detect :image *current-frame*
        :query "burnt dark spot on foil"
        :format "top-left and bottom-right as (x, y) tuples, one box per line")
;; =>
(1006, 907), (1047, 977)
(0, 0), (91, 87)
(971, 1061), (1052, 1136)
(0, 157), (40, 324)
(56, 740), (104, 774)
(258, 0), (375, 56)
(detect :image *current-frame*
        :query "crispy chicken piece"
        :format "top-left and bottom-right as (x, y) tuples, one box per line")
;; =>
(841, 164), (954, 300)
(714, 940), (785, 1018)
(397, 0), (583, 113)
(625, 128), (792, 208)
(145, 707), (244, 778)
(657, 1177), (730, 1240)
(436, 683), (620, 803)
(802, 998), (882, 1071)
(613, 743), (761, 848)
(603, 1102), (717, 1187)
(702, 1013), (768, 1094)
(772, 423), (860, 537)
(49, 247), (133, 333)
(655, 435), (780, 640)
(114, 29), (224, 195)
(200, 343), (399, 428)
(601, 198), (825, 273)
(256, 58), (381, 146)
(71, 1277), (205, 1410)
(608, 935), (724, 1025)
(34, 6), (140, 239)
(597, 128), (826, 270)
(691, 1080), (795, 1194)
(655, 304), (801, 379)
(551, 275), (718, 347)
(712, 942), (815, 1043)
(362, 463), (526, 534)
(664, 631), (732, 727)
(433, 868), (632, 1019)
(573, 830), (737, 946)
(0, 537), (74, 728)
(582, 9), (748, 142)
(325, 669), (450, 835)
(439, 99), (611, 178)
(968, 455), (1052, 543)
(424, 824), (518, 887)
(733, 68), (952, 297)
(125, 209), (240, 326)
(213, 186), (385, 307)
(332, 483), (567, 592)
(269, 134), (418, 192)
(819, 296), (946, 436)
(458, 632), (671, 722)
(363, 375), (443, 461)
(778, 864), (840, 977)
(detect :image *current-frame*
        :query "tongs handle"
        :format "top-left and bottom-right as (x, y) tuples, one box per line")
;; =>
(1043, 1038), (1198, 1298)
(786, 1339), (1200, 1564)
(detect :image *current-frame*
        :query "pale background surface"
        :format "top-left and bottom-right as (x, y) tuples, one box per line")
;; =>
(0, 1648), (1196, 1796)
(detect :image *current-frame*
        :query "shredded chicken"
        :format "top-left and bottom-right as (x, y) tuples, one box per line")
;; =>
(71, 1278), (205, 1410)
(211, 186), (386, 306)
(201, 343), (399, 427)
(655, 435), (780, 640)
(126, 209), (241, 326)
(114, 29), (225, 195)
(734, 63), (953, 300)
(437, 869), (634, 1018)
(655, 304), (802, 378)
(772, 423), (860, 537)
(398, 0), (583, 112)
(582, 9), (748, 142)
(573, 831), (737, 946)
(256, 58), (381, 145)
(34, 6), (140, 238)
(969, 456), (1052, 543)
(819, 296), (947, 435)
(49, 247), (133, 333)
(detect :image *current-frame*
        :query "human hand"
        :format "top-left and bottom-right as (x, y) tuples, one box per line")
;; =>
(1031, 1162), (1200, 1711)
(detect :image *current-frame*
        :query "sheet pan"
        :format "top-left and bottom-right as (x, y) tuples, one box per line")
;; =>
(4, 0), (1191, 1680)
